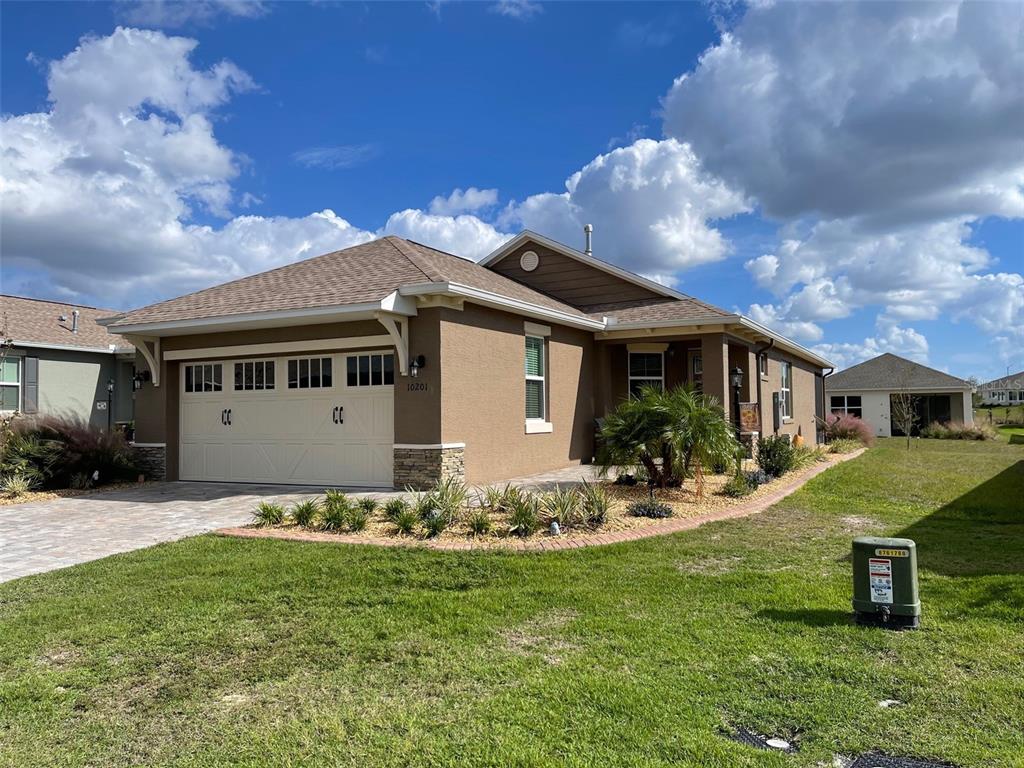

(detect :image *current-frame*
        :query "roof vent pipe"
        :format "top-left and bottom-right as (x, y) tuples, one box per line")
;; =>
(583, 223), (593, 256)
(71, 309), (79, 334)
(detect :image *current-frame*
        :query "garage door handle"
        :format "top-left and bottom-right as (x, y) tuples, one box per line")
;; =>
(221, 409), (226, 426)
(332, 406), (338, 424)
(337, 405), (344, 425)
(226, 408), (232, 426)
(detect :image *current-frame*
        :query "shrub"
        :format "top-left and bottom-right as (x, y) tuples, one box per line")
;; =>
(69, 472), (93, 491)
(827, 438), (863, 454)
(578, 480), (610, 527)
(744, 468), (771, 487)
(1, 473), (36, 498)
(791, 445), (827, 470)
(466, 508), (492, 536)
(430, 476), (469, 521)
(479, 484), (519, 511)
(541, 485), (581, 529)
(357, 497), (379, 514)
(920, 421), (996, 441)
(422, 509), (448, 538)
(22, 416), (138, 486)
(508, 493), (540, 538)
(823, 412), (875, 446)
(627, 498), (673, 519)
(383, 497), (409, 521)
(0, 430), (62, 488)
(319, 492), (350, 531)
(343, 506), (369, 532)
(290, 499), (319, 528)
(393, 506), (419, 536)
(722, 473), (754, 498)
(252, 501), (285, 527)
(613, 473), (638, 486)
(757, 435), (795, 477)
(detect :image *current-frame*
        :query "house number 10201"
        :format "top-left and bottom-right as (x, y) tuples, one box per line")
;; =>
(407, 382), (428, 392)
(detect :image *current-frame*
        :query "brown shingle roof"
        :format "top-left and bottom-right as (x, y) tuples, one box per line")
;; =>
(108, 236), (589, 328)
(588, 297), (732, 324)
(1, 295), (131, 351)
(826, 353), (970, 391)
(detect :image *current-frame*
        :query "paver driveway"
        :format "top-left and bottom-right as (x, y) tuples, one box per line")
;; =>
(0, 482), (356, 583)
(0, 466), (599, 583)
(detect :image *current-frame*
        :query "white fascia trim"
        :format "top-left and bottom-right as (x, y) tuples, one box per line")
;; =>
(525, 420), (553, 434)
(479, 230), (686, 302)
(12, 340), (128, 355)
(603, 314), (835, 369)
(826, 386), (971, 394)
(393, 443), (466, 449)
(106, 298), (413, 336)
(400, 282), (605, 331)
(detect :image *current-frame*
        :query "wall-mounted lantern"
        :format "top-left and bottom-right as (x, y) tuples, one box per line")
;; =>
(409, 355), (426, 378)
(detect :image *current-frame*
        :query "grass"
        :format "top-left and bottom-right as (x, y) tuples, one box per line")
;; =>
(1, 439), (1022, 767)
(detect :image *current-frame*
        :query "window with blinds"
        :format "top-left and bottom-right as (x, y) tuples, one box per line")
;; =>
(525, 335), (546, 420)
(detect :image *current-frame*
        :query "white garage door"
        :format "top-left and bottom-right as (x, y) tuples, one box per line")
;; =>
(179, 351), (394, 487)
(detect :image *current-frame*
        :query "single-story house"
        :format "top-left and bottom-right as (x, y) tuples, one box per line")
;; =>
(977, 370), (1024, 406)
(0, 295), (135, 427)
(825, 353), (973, 437)
(100, 230), (834, 488)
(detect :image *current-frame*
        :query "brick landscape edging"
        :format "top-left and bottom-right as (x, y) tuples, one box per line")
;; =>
(217, 449), (866, 552)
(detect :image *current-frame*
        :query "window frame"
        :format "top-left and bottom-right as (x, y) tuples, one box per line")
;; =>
(0, 356), (21, 413)
(233, 359), (276, 392)
(344, 351), (395, 388)
(780, 361), (793, 420)
(829, 394), (862, 419)
(759, 352), (768, 377)
(628, 350), (665, 398)
(525, 334), (547, 422)
(287, 356), (334, 390)
(183, 362), (223, 394)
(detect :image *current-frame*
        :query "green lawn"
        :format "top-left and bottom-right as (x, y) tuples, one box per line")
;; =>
(1, 440), (1022, 768)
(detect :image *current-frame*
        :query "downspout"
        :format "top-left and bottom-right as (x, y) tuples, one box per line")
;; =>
(820, 365), (835, 441)
(754, 339), (775, 437)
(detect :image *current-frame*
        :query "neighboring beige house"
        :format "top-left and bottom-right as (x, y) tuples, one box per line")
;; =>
(977, 371), (1024, 406)
(825, 353), (973, 438)
(0, 295), (135, 428)
(100, 231), (833, 487)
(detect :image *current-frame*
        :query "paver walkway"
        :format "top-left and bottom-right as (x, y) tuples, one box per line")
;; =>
(0, 466), (600, 583)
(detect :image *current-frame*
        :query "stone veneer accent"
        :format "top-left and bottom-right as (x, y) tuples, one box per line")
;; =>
(131, 444), (167, 481)
(393, 445), (465, 490)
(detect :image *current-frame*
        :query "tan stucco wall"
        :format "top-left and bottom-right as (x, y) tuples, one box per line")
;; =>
(439, 303), (594, 484)
(394, 309), (442, 445)
(759, 350), (821, 445)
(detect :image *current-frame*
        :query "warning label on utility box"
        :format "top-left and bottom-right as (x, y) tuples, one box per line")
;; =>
(869, 558), (893, 604)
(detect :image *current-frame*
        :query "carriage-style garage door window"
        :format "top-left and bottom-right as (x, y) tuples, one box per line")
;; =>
(830, 395), (862, 418)
(184, 363), (222, 393)
(346, 353), (395, 387)
(234, 360), (275, 391)
(525, 335), (546, 420)
(288, 357), (332, 389)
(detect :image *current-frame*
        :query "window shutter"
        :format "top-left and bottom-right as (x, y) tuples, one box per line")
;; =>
(23, 357), (39, 414)
(525, 336), (543, 376)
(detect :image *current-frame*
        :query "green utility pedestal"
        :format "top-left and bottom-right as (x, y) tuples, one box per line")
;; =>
(852, 536), (920, 630)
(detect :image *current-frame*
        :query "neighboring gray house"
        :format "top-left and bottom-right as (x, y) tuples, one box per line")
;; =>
(1, 295), (135, 428)
(978, 370), (1024, 406)
(825, 353), (973, 437)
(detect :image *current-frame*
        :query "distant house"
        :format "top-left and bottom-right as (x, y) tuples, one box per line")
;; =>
(977, 371), (1024, 406)
(0, 295), (135, 428)
(825, 353), (973, 437)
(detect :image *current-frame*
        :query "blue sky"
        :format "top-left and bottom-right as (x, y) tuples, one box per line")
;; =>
(1, 1), (1022, 381)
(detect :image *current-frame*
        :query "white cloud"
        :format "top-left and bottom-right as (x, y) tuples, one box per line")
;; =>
(489, 0), (543, 21)
(116, 0), (268, 28)
(381, 209), (510, 261)
(427, 187), (499, 216)
(814, 323), (930, 371)
(291, 144), (380, 170)
(502, 138), (750, 276)
(662, 1), (1024, 348)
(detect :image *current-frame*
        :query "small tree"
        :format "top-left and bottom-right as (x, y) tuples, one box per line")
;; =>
(890, 388), (920, 450)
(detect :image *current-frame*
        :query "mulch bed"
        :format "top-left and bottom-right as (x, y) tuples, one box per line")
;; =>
(218, 449), (865, 552)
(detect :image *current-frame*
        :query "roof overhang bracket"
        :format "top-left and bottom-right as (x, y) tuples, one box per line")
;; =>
(375, 313), (410, 376)
(124, 334), (161, 387)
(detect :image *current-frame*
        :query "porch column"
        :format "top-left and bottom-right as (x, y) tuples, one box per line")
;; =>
(700, 333), (729, 410)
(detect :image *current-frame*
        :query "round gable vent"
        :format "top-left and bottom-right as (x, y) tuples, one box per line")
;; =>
(520, 250), (539, 272)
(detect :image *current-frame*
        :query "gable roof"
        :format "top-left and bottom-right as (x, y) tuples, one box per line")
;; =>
(105, 236), (592, 331)
(979, 370), (1024, 390)
(826, 353), (970, 391)
(1, 295), (131, 353)
(479, 229), (687, 303)
(587, 297), (732, 324)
